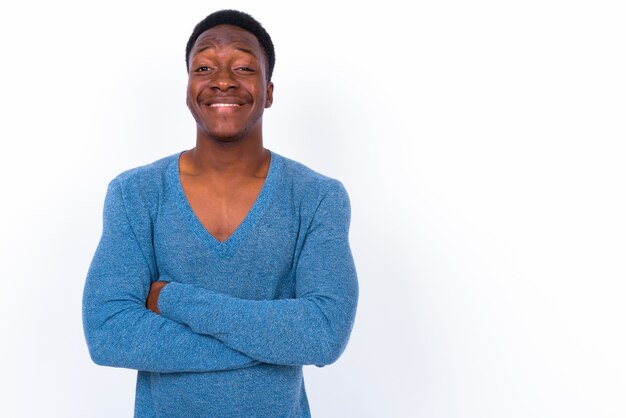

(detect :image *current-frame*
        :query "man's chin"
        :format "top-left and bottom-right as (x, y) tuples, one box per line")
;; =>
(212, 132), (243, 142)
(198, 126), (246, 143)
(206, 133), (247, 145)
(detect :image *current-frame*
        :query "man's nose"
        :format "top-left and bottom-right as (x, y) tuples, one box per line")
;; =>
(212, 68), (238, 91)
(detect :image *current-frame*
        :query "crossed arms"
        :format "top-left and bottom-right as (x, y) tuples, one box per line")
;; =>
(82, 178), (358, 373)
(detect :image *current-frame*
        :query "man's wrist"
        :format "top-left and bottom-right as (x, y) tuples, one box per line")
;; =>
(146, 281), (168, 314)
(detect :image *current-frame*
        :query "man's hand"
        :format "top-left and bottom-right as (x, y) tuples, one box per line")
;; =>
(146, 281), (169, 314)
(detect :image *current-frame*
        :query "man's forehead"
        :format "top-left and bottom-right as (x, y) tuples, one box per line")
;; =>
(191, 25), (261, 55)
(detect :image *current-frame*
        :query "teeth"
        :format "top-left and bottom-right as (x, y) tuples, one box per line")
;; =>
(211, 103), (240, 107)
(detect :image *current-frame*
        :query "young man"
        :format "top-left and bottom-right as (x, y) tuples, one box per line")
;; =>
(82, 9), (358, 417)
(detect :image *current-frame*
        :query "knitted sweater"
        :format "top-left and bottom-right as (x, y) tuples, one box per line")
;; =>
(82, 151), (358, 417)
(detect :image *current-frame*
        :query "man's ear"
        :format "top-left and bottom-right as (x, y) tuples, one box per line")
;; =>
(265, 82), (274, 108)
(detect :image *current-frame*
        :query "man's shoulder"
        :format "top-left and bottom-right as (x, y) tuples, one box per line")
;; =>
(113, 153), (177, 183)
(110, 153), (179, 191)
(274, 153), (351, 222)
(276, 152), (344, 194)
(106, 153), (180, 214)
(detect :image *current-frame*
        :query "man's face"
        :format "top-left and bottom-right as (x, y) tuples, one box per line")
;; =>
(186, 25), (273, 142)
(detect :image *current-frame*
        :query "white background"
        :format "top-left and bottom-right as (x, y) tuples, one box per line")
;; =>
(1, 1), (625, 417)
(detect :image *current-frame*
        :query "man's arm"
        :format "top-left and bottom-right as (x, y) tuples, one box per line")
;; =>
(82, 179), (259, 373)
(153, 181), (359, 367)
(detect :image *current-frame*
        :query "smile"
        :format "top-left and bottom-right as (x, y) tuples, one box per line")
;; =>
(209, 103), (242, 107)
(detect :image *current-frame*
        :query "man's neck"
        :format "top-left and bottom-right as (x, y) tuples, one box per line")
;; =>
(181, 132), (270, 179)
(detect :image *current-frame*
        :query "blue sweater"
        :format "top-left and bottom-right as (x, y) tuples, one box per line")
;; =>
(82, 151), (358, 417)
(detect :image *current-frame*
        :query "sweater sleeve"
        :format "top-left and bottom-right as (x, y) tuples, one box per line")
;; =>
(157, 181), (359, 367)
(82, 179), (259, 373)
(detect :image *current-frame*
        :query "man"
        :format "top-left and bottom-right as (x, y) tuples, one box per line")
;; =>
(82, 9), (358, 417)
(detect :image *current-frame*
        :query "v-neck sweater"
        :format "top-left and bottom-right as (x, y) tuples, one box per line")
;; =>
(82, 151), (359, 418)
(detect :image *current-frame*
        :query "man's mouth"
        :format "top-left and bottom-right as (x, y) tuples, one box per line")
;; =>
(209, 103), (242, 108)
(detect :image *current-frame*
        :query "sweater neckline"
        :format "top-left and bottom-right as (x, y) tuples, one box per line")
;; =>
(168, 150), (281, 256)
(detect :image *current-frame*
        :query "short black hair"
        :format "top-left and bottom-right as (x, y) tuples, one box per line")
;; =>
(185, 10), (275, 81)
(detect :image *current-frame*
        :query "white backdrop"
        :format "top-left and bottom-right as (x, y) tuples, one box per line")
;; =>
(1, 1), (625, 417)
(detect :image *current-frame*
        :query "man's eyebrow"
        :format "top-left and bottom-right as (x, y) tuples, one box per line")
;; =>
(235, 47), (255, 56)
(196, 45), (213, 54)
(194, 45), (257, 58)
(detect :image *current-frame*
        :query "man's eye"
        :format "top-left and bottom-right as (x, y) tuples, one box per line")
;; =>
(195, 66), (212, 72)
(236, 67), (254, 72)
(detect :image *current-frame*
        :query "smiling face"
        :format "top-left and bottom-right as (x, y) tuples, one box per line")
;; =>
(186, 25), (273, 143)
